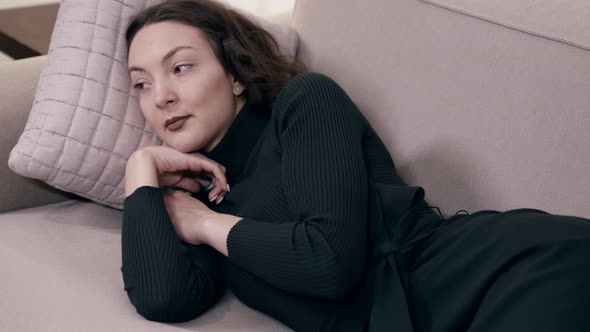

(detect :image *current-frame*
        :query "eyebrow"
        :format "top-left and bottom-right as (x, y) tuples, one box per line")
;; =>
(128, 45), (195, 73)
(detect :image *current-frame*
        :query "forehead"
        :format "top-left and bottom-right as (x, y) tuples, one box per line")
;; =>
(128, 21), (211, 64)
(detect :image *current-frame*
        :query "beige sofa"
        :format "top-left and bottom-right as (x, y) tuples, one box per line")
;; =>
(1, 0), (589, 331)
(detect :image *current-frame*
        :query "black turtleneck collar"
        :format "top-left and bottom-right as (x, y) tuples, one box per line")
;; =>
(204, 103), (270, 183)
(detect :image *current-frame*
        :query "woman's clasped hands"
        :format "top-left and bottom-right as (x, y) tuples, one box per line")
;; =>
(125, 146), (230, 245)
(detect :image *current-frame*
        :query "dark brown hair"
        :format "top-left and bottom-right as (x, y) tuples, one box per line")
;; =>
(126, 0), (305, 106)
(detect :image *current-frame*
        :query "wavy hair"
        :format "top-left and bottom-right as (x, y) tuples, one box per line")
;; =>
(125, 0), (305, 106)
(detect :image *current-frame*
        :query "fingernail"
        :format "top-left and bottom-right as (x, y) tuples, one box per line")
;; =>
(210, 195), (218, 202)
(216, 195), (224, 205)
(226, 184), (231, 192)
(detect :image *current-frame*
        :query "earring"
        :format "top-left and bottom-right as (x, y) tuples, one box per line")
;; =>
(235, 87), (241, 93)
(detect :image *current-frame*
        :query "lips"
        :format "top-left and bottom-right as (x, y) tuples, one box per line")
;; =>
(165, 115), (190, 132)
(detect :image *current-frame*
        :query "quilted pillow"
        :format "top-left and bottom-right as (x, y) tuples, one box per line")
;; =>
(8, 0), (298, 209)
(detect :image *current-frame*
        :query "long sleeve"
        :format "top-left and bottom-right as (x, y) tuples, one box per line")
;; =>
(226, 73), (369, 300)
(121, 186), (224, 322)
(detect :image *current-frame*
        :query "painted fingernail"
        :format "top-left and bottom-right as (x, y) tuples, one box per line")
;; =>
(216, 195), (224, 205)
(210, 195), (218, 202)
(227, 184), (231, 192)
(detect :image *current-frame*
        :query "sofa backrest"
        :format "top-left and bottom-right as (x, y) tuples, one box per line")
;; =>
(291, 0), (590, 218)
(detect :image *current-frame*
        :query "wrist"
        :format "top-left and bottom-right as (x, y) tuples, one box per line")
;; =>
(199, 213), (242, 257)
(125, 150), (159, 196)
(198, 212), (219, 245)
(127, 149), (156, 168)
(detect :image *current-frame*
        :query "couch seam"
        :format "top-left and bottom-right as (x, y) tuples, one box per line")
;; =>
(416, 0), (590, 52)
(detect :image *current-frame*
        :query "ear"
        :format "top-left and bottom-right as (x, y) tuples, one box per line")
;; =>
(231, 76), (245, 96)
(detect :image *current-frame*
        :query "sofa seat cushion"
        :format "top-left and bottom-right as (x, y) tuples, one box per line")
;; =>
(0, 201), (291, 331)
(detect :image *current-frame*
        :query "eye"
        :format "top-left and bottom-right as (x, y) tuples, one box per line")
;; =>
(132, 82), (148, 90)
(174, 64), (192, 74)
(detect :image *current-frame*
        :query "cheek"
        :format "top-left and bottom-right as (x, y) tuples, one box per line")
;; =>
(183, 78), (233, 118)
(193, 76), (227, 102)
(195, 66), (234, 104)
(139, 99), (160, 130)
(210, 79), (237, 116)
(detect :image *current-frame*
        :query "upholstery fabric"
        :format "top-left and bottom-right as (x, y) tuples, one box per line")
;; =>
(418, 0), (590, 50)
(0, 200), (291, 331)
(8, 0), (298, 209)
(292, 0), (590, 218)
(0, 57), (72, 213)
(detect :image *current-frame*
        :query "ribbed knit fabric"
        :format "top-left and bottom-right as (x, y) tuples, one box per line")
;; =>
(121, 72), (416, 331)
(121, 187), (224, 322)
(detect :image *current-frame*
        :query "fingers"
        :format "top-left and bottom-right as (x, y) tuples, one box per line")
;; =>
(171, 178), (227, 205)
(175, 177), (202, 193)
(195, 177), (213, 191)
(172, 170), (228, 205)
(143, 146), (229, 203)
(206, 179), (229, 205)
(185, 154), (229, 201)
(203, 179), (227, 205)
(168, 176), (226, 205)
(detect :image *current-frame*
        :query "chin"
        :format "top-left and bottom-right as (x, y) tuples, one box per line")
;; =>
(157, 127), (209, 153)
(169, 142), (198, 153)
(165, 136), (204, 153)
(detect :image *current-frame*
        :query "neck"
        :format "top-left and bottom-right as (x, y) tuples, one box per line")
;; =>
(203, 97), (247, 153)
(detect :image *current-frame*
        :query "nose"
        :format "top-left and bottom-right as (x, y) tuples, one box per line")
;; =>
(154, 83), (178, 109)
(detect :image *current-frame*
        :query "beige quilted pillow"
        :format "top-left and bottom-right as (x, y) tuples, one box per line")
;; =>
(8, 0), (298, 209)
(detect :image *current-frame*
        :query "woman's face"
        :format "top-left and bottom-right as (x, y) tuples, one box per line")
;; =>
(128, 21), (245, 153)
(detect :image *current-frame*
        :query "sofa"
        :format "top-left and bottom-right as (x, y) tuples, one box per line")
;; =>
(0, 0), (60, 56)
(1, 0), (589, 331)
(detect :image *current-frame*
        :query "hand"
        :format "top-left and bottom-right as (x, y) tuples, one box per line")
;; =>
(164, 190), (214, 245)
(165, 190), (242, 256)
(125, 146), (229, 203)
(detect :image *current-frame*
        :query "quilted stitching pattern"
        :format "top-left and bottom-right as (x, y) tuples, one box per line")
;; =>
(8, 0), (298, 209)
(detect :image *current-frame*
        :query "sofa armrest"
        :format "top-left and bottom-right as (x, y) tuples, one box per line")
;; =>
(0, 56), (74, 213)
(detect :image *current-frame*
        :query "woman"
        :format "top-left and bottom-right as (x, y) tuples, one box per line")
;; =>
(121, 1), (590, 331)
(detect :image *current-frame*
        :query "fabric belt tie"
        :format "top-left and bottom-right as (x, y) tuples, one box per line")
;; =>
(366, 181), (443, 332)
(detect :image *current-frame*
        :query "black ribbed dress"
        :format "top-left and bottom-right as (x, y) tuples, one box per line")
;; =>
(121, 73), (590, 332)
